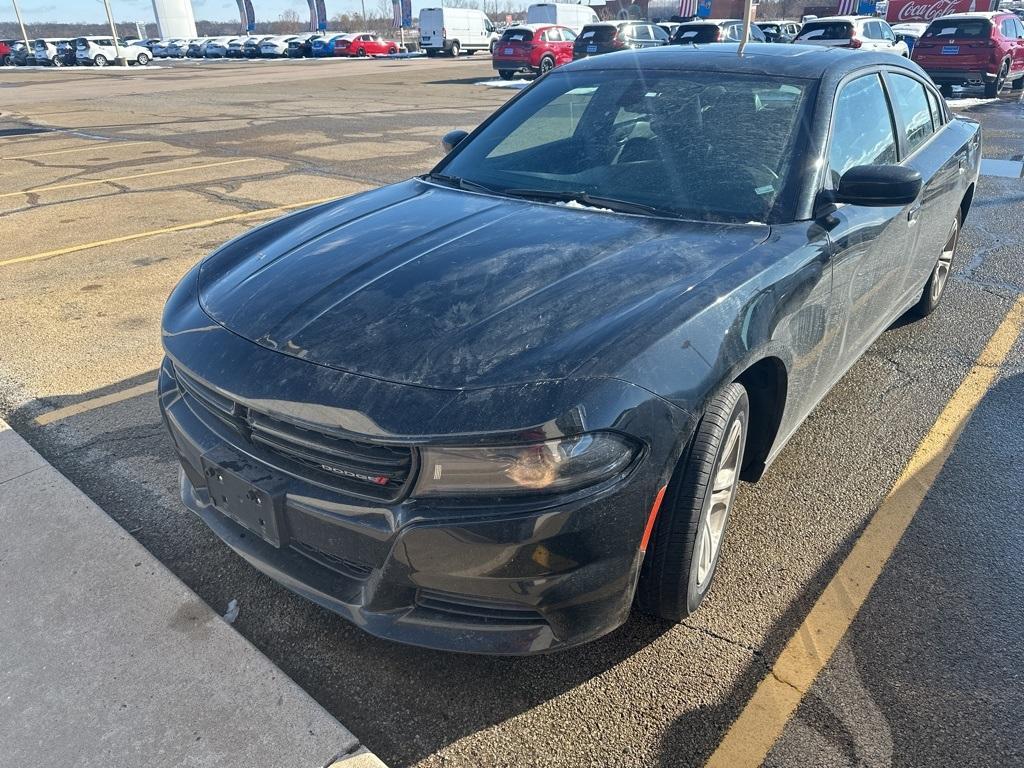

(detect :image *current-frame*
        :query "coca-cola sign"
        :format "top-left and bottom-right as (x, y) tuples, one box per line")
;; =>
(886, 0), (994, 23)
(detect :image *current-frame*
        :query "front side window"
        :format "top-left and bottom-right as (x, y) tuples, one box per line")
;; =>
(439, 70), (812, 223)
(827, 74), (898, 186)
(887, 73), (934, 154)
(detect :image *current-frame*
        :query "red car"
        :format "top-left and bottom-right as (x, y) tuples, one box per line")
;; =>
(912, 11), (1024, 97)
(0, 40), (13, 66)
(492, 24), (576, 80)
(335, 33), (400, 57)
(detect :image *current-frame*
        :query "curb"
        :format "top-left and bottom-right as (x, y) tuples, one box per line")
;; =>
(0, 417), (389, 768)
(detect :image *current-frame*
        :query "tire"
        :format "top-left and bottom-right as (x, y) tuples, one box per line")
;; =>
(490, 41), (497, 55)
(636, 383), (749, 621)
(426, 48), (437, 57)
(1, 54), (11, 66)
(984, 61), (1008, 98)
(93, 54), (107, 67)
(1012, 76), (1024, 91)
(450, 41), (460, 57)
(136, 53), (150, 66)
(498, 69), (514, 80)
(388, 47), (397, 55)
(467, 49), (477, 55)
(51, 55), (62, 67)
(357, 47), (366, 57)
(911, 210), (960, 319)
(940, 83), (954, 98)
(539, 55), (555, 74)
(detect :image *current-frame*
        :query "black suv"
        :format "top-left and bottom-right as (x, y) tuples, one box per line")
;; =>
(572, 21), (669, 59)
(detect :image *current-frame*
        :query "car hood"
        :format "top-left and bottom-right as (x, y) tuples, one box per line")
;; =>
(198, 180), (768, 390)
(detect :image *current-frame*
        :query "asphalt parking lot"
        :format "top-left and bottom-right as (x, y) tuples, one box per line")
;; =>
(1, 56), (1022, 767)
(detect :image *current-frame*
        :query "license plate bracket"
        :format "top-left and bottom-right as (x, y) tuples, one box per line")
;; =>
(201, 453), (285, 547)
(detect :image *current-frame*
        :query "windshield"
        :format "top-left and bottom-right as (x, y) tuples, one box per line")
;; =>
(672, 24), (722, 43)
(796, 22), (853, 40)
(436, 69), (812, 224)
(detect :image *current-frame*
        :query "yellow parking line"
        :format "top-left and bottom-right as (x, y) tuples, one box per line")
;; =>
(0, 141), (153, 161)
(34, 380), (158, 426)
(0, 195), (340, 268)
(0, 158), (257, 198)
(705, 293), (1024, 768)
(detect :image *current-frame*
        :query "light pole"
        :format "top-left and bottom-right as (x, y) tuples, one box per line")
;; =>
(360, 0), (367, 29)
(10, 0), (31, 55)
(101, 0), (126, 66)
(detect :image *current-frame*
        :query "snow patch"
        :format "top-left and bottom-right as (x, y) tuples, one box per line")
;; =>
(476, 79), (530, 89)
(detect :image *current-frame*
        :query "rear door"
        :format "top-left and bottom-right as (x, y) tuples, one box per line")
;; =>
(1002, 17), (1024, 74)
(822, 72), (914, 361)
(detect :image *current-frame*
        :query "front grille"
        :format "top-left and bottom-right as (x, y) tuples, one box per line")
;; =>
(173, 364), (414, 500)
(416, 590), (545, 626)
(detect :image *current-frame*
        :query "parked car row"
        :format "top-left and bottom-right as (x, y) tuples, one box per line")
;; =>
(0, 36), (153, 66)
(138, 32), (404, 60)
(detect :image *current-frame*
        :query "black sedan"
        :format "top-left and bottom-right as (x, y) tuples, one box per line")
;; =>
(159, 45), (980, 654)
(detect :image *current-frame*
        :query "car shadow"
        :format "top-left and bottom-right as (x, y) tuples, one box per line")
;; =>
(654, 371), (1024, 766)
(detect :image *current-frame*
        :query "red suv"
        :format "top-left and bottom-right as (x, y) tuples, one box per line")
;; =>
(912, 12), (1024, 97)
(0, 40), (13, 66)
(492, 24), (576, 80)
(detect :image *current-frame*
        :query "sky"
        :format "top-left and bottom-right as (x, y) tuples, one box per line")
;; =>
(0, 0), (419, 24)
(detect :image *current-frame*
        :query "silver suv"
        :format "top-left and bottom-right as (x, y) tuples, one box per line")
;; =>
(795, 16), (910, 56)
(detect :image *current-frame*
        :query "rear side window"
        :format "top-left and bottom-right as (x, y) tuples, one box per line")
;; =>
(797, 22), (852, 40)
(828, 74), (898, 185)
(923, 20), (991, 38)
(999, 18), (1018, 38)
(926, 88), (944, 130)
(673, 24), (721, 43)
(887, 74), (934, 154)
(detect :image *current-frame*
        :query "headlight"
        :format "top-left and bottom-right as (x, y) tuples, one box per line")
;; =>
(415, 432), (638, 497)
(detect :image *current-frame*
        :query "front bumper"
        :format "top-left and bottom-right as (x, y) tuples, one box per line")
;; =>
(160, 359), (670, 654)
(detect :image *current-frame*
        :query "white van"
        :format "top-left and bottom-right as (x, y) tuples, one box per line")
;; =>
(419, 7), (499, 56)
(526, 3), (600, 34)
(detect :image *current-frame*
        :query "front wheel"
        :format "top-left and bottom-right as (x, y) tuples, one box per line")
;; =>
(388, 47), (397, 55)
(136, 53), (150, 65)
(51, 55), (63, 67)
(636, 383), (749, 621)
(911, 210), (960, 319)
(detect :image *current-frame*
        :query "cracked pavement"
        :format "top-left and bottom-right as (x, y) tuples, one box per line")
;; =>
(0, 60), (1022, 767)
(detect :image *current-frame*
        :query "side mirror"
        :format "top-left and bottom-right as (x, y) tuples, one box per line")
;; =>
(441, 129), (469, 155)
(832, 165), (922, 207)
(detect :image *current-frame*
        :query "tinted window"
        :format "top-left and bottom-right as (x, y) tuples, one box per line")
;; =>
(673, 24), (721, 43)
(828, 74), (898, 185)
(633, 25), (653, 41)
(441, 71), (811, 223)
(797, 22), (853, 40)
(577, 25), (616, 43)
(501, 29), (534, 42)
(1000, 19), (1016, 37)
(923, 20), (991, 38)
(887, 74), (934, 154)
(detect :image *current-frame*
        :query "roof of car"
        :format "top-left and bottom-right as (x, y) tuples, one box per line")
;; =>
(931, 11), (1004, 19)
(803, 15), (874, 23)
(565, 42), (921, 79)
(505, 23), (555, 31)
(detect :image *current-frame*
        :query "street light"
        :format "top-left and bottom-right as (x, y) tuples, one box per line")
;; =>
(10, 0), (31, 55)
(100, 0), (126, 66)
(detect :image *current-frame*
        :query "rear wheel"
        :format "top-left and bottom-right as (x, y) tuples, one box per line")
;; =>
(984, 61), (1009, 98)
(1012, 76), (1024, 91)
(357, 47), (366, 57)
(426, 48), (437, 57)
(636, 383), (749, 621)
(490, 40), (497, 55)
(1, 54), (11, 66)
(388, 47), (397, 54)
(449, 41), (460, 57)
(498, 69), (514, 80)
(940, 83), (954, 98)
(539, 55), (555, 74)
(51, 55), (62, 67)
(912, 210), (960, 318)
(93, 54), (107, 67)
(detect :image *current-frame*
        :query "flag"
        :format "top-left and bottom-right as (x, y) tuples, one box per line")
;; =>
(837, 0), (859, 14)
(392, 0), (402, 28)
(679, 0), (699, 15)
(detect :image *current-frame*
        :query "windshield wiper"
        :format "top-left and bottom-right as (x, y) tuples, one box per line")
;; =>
(424, 172), (499, 195)
(501, 188), (679, 218)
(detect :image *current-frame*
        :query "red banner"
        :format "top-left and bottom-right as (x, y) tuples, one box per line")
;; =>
(885, 0), (993, 23)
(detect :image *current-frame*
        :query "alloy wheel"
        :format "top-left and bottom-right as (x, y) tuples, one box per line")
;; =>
(694, 415), (744, 587)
